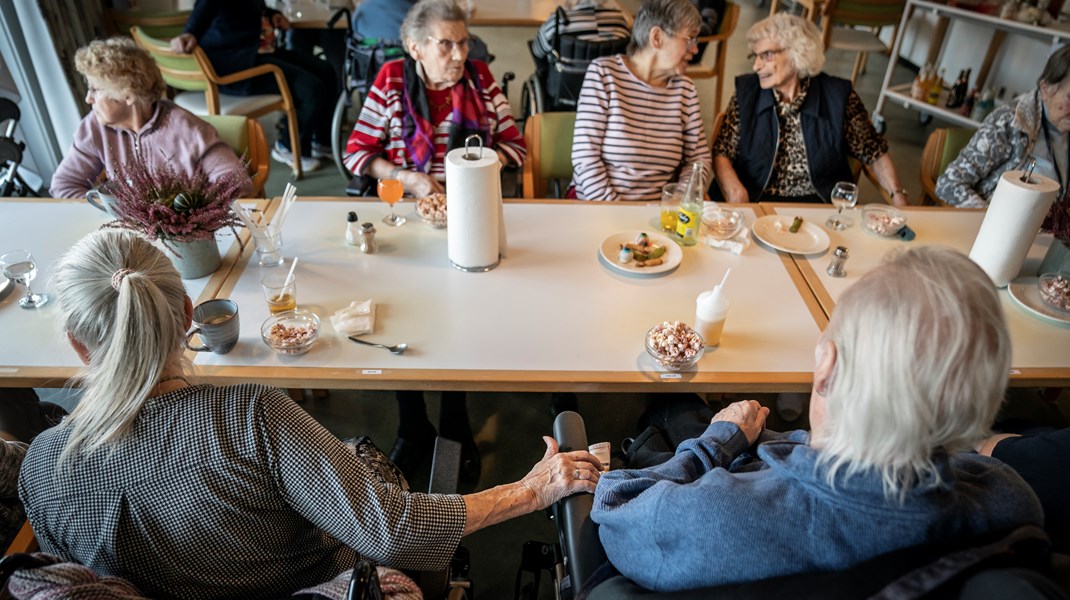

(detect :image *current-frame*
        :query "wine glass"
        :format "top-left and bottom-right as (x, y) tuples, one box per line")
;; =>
(825, 182), (859, 231)
(1, 249), (49, 309)
(378, 178), (406, 226)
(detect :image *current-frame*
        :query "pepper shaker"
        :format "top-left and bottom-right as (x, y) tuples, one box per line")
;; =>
(826, 246), (849, 278)
(345, 211), (360, 246)
(359, 222), (378, 254)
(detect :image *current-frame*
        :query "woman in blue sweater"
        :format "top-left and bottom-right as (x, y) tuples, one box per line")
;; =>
(592, 246), (1044, 593)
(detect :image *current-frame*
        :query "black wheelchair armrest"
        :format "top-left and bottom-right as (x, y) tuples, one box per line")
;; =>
(552, 410), (607, 593)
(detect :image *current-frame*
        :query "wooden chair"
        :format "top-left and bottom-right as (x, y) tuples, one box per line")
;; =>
(130, 26), (304, 179)
(522, 111), (577, 199)
(104, 9), (189, 39)
(820, 0), (906, 86)
(919, 127), (973, 206)
(197, 115), (270, 198)
(686, 1), (740, 117)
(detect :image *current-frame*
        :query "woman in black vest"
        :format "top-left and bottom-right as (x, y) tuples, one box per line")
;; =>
(711, 14), (908, 206)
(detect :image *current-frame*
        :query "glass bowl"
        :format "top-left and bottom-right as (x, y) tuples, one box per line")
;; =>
(861, 204), (907, 237)
(702, 205), (744, 240)
(645, 321), (705, 371)
(416, 194), (447, 229)
(1038, 272), (1070, 312)
(261, 309), (320, 355)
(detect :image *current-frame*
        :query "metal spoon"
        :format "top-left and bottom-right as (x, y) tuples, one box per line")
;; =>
(348, 336), (408, 355)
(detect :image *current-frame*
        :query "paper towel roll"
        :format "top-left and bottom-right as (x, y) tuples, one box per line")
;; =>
(969, 170), (1058, 287)
(446, 144), (503, 271)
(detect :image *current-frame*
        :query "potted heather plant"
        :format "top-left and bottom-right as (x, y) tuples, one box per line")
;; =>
(106, 158), (248, 279)
(1041, 191), (1070, 274)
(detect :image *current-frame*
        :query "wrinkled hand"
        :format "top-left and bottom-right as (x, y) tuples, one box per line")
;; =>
(170, 33), (198, 54)
(520, 437), (601, 509)
(723, 181), (749, 204)
(401, 170), (444, 197)
(711, 400), (769, 445)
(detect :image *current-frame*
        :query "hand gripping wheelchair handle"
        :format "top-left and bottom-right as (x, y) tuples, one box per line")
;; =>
(552, 410), (607, 593)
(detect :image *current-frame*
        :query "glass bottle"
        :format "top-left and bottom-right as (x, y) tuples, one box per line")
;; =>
(927, 68), (945, 105)
(675, 162), (705, 246)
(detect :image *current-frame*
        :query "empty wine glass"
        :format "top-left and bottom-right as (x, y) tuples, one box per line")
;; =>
(826, 182), (859, 231)
(1, 249), (49, 309)
(378, 178), (406, 226)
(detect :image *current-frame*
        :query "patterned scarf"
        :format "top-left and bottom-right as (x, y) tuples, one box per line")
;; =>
(401, 56), (491, 172)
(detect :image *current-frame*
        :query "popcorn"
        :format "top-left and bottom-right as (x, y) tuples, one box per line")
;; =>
(647, 321), (703, 364)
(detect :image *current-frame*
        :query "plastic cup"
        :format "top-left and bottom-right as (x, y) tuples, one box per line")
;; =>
(255, 230), (284, 268)
(695, 290), (729, 346)
(261, 271), (297, 315)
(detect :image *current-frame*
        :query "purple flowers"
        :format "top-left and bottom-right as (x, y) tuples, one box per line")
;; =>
(1044, 192), (1070, 246)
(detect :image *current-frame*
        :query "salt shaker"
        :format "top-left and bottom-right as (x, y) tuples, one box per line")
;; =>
(345, 211), (360, 246)
(359, 222), (378, 254)
(826, 246), (849, 278)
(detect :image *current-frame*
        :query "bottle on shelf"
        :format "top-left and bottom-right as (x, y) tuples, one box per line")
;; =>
(675, 162), (705, 246)
(927, 68), (946, 105)
(961, 87), (978, 117)
(911, 64), (931, 100)
(946, 69), (966, 109)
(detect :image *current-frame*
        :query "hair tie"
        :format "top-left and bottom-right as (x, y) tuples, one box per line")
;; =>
(111, 268), (133, 291)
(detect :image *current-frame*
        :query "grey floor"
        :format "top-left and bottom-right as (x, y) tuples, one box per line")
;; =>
(40, 3), (1066, 599)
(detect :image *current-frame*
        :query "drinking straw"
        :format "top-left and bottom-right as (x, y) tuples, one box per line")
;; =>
(285, 256), (299, 284)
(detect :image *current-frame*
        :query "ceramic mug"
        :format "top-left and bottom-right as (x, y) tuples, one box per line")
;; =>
(85, 183), (120, 218)
(185, 299), (239, 354)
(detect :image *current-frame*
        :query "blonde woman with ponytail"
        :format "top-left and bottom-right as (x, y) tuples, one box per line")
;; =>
(20, 229), (601, 599)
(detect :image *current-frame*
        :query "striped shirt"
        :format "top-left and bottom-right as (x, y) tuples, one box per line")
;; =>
(344, 59), (525, 179)
(532, 1), (631, 60)
(571, 55), (711, 201)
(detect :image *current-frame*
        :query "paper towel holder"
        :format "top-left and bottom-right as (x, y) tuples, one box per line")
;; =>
(1020, 158), (1037, 184)
(462, 134), (485, 161)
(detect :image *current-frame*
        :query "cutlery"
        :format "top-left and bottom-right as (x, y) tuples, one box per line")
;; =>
(348, 336), (408, 355)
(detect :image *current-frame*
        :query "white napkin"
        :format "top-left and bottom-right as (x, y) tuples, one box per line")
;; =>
(705, 227), (751, 255)
(331, 299), (375, 336)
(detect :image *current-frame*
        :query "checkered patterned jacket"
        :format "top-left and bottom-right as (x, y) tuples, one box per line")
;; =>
(18, 384), (465, 600)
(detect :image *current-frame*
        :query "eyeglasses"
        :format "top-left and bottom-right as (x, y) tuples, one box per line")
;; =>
(747, 48), (786, 63)
(676, 34), (698, 48)
(426, 35), (470, 54)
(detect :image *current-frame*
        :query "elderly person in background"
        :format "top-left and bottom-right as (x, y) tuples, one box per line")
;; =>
(712, 14), (907, 206)
(50, 37), (250, 200)
(344, 0), (525, 198)
(19, 229), (600, 599)
(531, 0), (631, 65)
(592, 246), (1042, 593)
(571, 0), (710, 201)
(937, 44), (1070, 207)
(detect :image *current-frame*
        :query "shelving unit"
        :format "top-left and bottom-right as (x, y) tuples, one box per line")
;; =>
(874, 0), (1070, 129)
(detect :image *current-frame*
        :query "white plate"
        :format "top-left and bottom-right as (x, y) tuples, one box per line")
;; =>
(1008, 277), (1070, 327)
(599, 231), (683, 276)
(752, 215), (831, 255)
(0, 277), (11, 301)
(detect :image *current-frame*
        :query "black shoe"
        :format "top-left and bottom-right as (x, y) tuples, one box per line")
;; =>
(459, 439), (481, 484)
(389, 434), (435, 480)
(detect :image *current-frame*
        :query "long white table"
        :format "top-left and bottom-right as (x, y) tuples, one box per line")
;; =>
(0, 199), (258, 387)
(764, 203), (1070, 387)
(192, 199), (825, 392)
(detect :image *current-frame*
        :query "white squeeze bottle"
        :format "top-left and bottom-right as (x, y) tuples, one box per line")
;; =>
(695, 269), (731, 346)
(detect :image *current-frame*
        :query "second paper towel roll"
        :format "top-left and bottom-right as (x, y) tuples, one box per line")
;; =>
(446, 145), (503, 271)
(968, 170), (1058, 287)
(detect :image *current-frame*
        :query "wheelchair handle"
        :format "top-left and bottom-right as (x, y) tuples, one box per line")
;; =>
(327, 7), (350, 30)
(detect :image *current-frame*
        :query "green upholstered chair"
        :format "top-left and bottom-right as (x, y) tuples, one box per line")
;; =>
(522, 111), (577, 199)
(920, 127), (974, 206)
(197, 115), (270, 198)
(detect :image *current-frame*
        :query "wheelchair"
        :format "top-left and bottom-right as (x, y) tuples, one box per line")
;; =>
(516, 411), (1070, 600)
(0, 98), (42, 198)
(517, 17), (629, 127)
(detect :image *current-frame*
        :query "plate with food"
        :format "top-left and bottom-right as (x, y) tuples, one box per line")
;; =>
(1008, 276), (1070, 327)
(599, 231), (683, 275)
(751, 215), (831, 255)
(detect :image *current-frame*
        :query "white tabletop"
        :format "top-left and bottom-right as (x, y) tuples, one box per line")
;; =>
(193, 200), (825, 392)
(0, 199), (252, 387)
(765, 203), (1070, 385)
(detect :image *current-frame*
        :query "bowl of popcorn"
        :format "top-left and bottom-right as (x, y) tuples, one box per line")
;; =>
(1038, 272), (1070, 312)
(261, 309), (320, 355)
(645, 321), (705, 371)
(860, 204), (907, 237)
(416, 192), (447, 228)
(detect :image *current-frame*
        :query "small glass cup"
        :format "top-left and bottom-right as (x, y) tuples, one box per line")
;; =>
(255, 230), (284, 268)
(261, 271), (297, 315)
(660, 183), (686, 233)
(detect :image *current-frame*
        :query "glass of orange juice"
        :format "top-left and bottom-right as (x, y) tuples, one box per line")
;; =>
(378, 177), (406, 226)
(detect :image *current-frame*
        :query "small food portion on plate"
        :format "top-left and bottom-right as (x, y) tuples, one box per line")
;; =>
(618, 232), (667, 267)
(416, 193), (447, 228)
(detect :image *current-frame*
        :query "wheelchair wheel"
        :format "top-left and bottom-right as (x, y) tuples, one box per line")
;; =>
(331, 86), (363, 180)
(519, 75), (545, 132)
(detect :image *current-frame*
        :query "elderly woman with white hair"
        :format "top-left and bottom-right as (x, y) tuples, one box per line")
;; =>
(712, 13), (908, 206)
(570, 0), (711, 201)
(591, 246), (1042, 593)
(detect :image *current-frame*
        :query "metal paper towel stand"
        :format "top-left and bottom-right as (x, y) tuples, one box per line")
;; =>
(451, 134), (502, 272)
